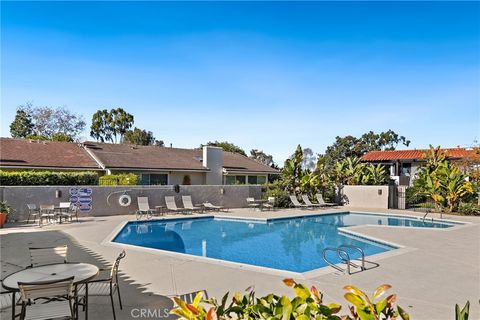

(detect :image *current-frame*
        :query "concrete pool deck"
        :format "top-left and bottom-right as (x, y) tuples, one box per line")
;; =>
(1, 207), (479, 319)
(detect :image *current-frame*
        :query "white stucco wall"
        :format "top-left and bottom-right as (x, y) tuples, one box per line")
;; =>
(203, 146), (223, 185)
(341, 185), (390, 209)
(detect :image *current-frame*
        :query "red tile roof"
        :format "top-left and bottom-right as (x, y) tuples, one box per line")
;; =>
(361, 148), (475, 162)
(0, 138), (101, 169)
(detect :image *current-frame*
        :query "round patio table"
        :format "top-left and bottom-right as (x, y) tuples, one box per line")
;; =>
(2, 263), (99, 320)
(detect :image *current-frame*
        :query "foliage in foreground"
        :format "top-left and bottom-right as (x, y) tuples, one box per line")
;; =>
(455, 301), (470, 320)
(171, 279), (409, 320)
(0, 170), (98, 186)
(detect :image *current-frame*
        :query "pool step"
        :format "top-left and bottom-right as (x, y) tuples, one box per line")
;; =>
(322, 244), (366, 275)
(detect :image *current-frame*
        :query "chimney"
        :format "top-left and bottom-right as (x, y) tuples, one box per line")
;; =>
(203, 146), (224, 185)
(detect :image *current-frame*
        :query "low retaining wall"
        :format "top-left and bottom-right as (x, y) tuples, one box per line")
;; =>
(340, 185), (390, 209)
(0, 185), (263, 221)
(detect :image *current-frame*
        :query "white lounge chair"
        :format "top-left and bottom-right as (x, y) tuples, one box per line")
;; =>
(246, 197), (260, 210)
(202, 202), (226, 212)
(316, 194), (337, 207)
(262, 197), (275, 210)
(136, 197), (156, 219)
(301, 195), (323, 208)
(289, 195), (309, 209)
(181, 196), (202, 213)
(165, 196), (184, 214)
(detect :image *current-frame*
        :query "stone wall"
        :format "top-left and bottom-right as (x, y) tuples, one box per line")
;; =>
(0, 185), (263, 221)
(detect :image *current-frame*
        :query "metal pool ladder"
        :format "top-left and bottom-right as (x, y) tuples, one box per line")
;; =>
(322, 244), (366, 275)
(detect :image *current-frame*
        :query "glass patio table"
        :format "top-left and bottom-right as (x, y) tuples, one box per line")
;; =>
(2, 262), (99, 320)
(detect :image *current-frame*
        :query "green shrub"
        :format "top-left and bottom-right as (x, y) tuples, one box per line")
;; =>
(458, 202), (480, 216)
(264, 182), (291, 208)
(0, 171), (98, 186)
(171, 279), (409, 320)
(99, 173), (138, 186)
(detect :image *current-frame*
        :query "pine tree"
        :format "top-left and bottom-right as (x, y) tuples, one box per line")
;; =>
(10, 109), (34, 138)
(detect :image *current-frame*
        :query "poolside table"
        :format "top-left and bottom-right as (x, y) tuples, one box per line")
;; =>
(2, 262), (99, 320)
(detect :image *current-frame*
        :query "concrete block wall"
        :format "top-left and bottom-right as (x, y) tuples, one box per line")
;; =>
(0, 185), (263, 221)
(340, 185), (390, 209)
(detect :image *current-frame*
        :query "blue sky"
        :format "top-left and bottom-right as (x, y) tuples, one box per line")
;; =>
(1, 1), (479, 163)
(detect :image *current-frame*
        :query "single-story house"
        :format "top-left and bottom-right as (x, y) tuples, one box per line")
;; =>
(361, 148), (476, 185)
(0, 138), (279, 185)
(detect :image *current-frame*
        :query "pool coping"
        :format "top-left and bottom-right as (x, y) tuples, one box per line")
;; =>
(102, 210), (471, 279)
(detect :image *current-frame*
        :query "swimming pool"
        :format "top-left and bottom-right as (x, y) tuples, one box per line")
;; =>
(113, 212), (456, 273)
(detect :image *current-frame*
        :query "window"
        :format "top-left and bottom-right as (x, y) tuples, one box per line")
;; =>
(236, 176), (246, 184)
(401, 163), (411, 176)
(225, 176), (236, 185)
(257, 176), (267, 184)
(248, 176), (258, 184)
(225, 175), (247, 185)
(150, 174), (168, 185)
(139, 173), (168, 185)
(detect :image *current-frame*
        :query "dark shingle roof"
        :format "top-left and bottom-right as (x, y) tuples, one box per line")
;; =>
(83, 142), (208, 171)
(84, 142), (278, 173)
(0, 138), (100, 169)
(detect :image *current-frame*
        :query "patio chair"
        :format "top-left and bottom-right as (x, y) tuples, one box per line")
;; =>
(289, 195), (309, 209)
(29, 245), (68, 268)
(18, 276), (75, 320)
(181, 196), (202, 213)
(0, 280), (14, 314)
(202, 202), (226, 212)
(57, 202), (78, 223)
(246, 197), (259, 210)
(316, 194), (337, 207)
(38, 205), (56, 226)
(26, 204), (40, 224)
(165, 196), (184, 214)
(136, 197), (156, 219)
(78, 251), (126, 320)
(262, 197), (275, 211)
(301, 195), (323, 208)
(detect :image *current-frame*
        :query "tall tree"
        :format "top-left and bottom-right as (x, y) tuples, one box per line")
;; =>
(204, 141), (247, 156)
(10, 103), (85, 141)
(90, 109), (113, 142)
(301, 148), (316, 171)
(110, 108), (134, 143)
(10, 107), (34, 138)
(123, 127), (163, 146)
(323, 130), (410, 166)
(249, 149), (275, 167)
(90, 108), (133, 143)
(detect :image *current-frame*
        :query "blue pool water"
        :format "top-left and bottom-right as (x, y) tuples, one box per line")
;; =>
(113, 212), (456, 272)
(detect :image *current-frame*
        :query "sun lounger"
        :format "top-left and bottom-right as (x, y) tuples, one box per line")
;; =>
(289, 195), (309, 209)
(203, 202), (226, 212)
(165, 196), (186, 214)
(246, 197), (260, 210)
(136, 197), (157, 219)
(262, 197), (275, 210)
(182, 196), (202, 213)
(301, 195), (324, 208)
(316, 194), (337, 207)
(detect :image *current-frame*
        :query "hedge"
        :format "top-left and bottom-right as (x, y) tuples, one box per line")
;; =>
(99, 173), (138, 186)
(0, 171), (99, 186)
